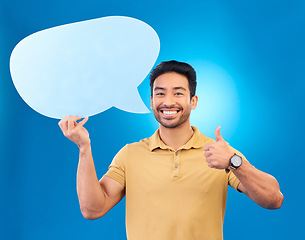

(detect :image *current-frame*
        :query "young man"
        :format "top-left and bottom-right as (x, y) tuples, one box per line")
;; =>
(58, 60), (283, 240)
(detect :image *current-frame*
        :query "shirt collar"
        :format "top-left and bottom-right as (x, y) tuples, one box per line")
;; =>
(148, 126), (205, 151)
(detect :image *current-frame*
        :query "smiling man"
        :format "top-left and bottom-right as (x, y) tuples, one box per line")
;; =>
(58, 60), (283, 240)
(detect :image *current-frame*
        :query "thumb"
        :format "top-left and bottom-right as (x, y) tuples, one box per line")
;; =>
(75, 116), (89, 130)
(215, 126), (223, 142)
(79, 116), (89, 126)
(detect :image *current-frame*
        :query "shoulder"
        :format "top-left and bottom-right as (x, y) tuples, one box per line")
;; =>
(191, 126), (215, 147)
(115, 129), (157, 157)
(202, 134), (215, 145)
(118, 137), (151, 153)
(139, 137), (150, 147)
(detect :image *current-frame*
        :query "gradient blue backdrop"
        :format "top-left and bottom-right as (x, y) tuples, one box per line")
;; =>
(1, 0), (304, 239)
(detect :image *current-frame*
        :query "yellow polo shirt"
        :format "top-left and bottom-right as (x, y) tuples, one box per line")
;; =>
(105, 127), (243, 240)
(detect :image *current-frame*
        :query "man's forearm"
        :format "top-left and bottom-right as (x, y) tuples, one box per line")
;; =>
(76, 144), (106, 219)
(233, 160), (283, 209)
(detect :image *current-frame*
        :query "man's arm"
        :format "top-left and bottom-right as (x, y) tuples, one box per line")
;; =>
(58, 115), (125, 220)
(232, 160), (283, 209)
(203, 126), (283, 209)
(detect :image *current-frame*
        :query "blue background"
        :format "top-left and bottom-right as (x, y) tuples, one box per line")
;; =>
(1, 0), (304, 239)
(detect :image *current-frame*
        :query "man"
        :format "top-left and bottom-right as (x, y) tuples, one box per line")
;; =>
(58, 60), (283, 240)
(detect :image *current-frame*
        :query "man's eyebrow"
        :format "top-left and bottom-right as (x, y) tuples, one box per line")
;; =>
(173, 86), (187, 91)
(154, 86), (187, 91)
(154, 87), (166, 91)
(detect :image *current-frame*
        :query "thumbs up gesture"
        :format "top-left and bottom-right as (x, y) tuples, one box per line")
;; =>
(203, 126), (234, 169)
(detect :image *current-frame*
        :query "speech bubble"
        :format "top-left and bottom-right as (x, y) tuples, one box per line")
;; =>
(10, 16), (160, 119)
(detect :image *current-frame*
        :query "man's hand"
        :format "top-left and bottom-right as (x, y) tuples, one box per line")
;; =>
(58, 115), (90, 149)
(203, 126), (234, 169)
(205, 127), (283, 209)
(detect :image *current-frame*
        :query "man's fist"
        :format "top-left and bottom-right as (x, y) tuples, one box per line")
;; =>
(203, 126), (234, 169)
(58, 115), (90, 149)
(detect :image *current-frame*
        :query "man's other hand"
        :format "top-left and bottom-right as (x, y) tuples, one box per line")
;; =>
(58, 115), (90, 149)
(203, 126), (234, 169)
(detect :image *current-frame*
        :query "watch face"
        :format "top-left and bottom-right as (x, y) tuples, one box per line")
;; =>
(231, 155), (242, 167)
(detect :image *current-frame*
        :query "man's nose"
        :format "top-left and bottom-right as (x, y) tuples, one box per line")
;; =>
(164, 94), (175, 106)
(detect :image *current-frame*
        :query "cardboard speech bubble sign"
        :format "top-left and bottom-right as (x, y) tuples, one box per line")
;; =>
(10, 16), (160, 119)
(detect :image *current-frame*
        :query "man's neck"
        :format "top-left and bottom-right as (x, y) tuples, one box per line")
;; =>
(158, 122), (194, 150)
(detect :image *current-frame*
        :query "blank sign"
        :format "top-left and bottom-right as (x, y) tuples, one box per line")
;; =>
(10, 16), (160, 119)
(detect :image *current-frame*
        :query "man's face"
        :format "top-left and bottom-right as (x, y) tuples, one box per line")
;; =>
(150, 72), (198, 129)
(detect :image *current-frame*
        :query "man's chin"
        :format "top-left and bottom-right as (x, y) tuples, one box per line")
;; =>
(159, 119), (183, 129)
(153, 111), (190, 129)
(160, 123), (177, 129)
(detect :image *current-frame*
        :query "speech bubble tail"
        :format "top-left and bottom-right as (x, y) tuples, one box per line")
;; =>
(114, 89), (150, 114)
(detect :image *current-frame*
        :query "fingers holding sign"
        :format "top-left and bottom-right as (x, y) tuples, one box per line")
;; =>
(203, 126), (234, 169)
(58, 115), (90, 148)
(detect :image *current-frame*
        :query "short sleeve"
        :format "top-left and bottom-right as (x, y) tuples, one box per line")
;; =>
(227, 170), (240, 190)
(227, 146), (248, 192)
(104, 145), (128, 187)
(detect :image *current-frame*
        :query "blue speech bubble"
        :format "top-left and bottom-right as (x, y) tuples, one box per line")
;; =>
(10, 16), (160, 119)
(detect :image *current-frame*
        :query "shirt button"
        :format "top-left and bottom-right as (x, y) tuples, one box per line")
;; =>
(175, 164), (178, 168)
(175, 152), (178, 156)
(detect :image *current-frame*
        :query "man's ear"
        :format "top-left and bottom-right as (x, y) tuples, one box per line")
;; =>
(191, 95), (198, 110)
(150, 96), (153, 109)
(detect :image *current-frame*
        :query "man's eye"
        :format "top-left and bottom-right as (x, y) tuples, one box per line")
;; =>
(156, 92), (164, 96)
(175, 92), (183, 95)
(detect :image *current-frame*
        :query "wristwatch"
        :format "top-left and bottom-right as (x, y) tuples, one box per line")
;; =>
(228, 153), (242, 170)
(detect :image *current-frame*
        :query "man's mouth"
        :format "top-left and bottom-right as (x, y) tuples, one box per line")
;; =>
(159, 108), (182, 118)
(162, 110), (178, 115)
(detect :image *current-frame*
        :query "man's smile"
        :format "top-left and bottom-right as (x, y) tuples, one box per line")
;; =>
(163, 110), (178, 115)
(158, 107), (182, 119)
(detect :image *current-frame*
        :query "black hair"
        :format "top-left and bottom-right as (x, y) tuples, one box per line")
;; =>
(149, 60), (197, 98)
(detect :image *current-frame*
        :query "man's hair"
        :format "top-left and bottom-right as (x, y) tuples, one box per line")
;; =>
(149, 60), (197, 98)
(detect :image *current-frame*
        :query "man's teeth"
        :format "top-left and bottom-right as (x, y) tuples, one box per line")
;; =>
(163, 111), (177, 115)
